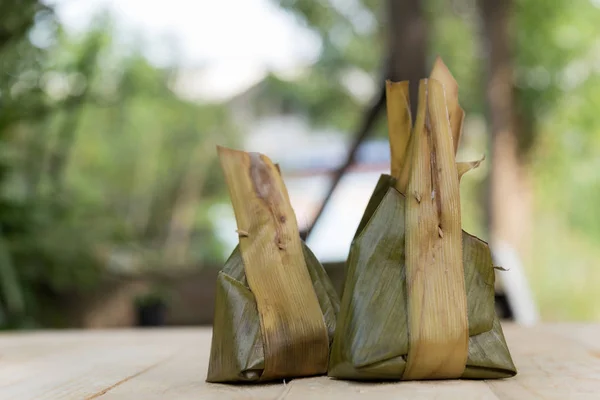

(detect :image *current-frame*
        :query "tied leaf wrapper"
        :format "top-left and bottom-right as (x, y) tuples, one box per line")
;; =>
(207, 147), (340, 383)
(329, 60), (516, 381)
(328, 175), (517, 380)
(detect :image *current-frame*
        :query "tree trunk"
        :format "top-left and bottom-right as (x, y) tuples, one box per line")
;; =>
(479, 0), (538, 324)
(385, 0), (428, 120)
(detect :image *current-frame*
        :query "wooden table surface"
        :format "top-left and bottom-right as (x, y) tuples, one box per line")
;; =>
(1, 324), (599, 399)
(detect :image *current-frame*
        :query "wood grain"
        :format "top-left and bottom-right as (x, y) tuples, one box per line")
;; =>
(1, 324), (600, 399)
(489, 324), (600, 400)
(0, 330), (189, 399)
(100, 330), (281, 400)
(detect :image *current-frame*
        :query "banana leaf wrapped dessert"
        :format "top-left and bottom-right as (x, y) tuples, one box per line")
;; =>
(328, 58), (517, 381)
(207, 147), (340, 383)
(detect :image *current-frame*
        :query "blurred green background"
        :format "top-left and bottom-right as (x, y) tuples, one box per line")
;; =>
(1, 0), (599, 329)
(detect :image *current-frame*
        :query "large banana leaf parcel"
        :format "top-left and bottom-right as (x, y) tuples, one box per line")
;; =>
(207, 147), (339, 383)
(329, 59), (517, 381)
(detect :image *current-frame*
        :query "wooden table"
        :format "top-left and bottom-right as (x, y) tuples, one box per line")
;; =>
(1, 324), (599, 399)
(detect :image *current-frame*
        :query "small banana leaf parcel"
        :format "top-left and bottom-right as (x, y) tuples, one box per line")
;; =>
(328, 58), (517, 381)
(207, 147), (340, 383)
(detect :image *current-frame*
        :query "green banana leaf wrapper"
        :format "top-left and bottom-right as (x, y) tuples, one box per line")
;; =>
(207, 242), (340, 383)
(329, 175), (517, 381)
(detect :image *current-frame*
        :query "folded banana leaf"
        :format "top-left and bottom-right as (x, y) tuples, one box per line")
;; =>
(329, 58), (516, 381)
(207, 147), (340, 383)
(207, 243), (339, 383)
(328, 175), (516, 380)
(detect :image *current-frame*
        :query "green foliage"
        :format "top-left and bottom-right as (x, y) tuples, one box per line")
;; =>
(514, 0), (600, 319)
(0, 8), (237, 328)
(264, 0), (381, 133)
(514, 0), (600, 156)
(0, 0), (58, 328)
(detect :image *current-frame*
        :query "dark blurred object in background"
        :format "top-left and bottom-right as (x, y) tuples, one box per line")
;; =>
(134, 286), (168, 327)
